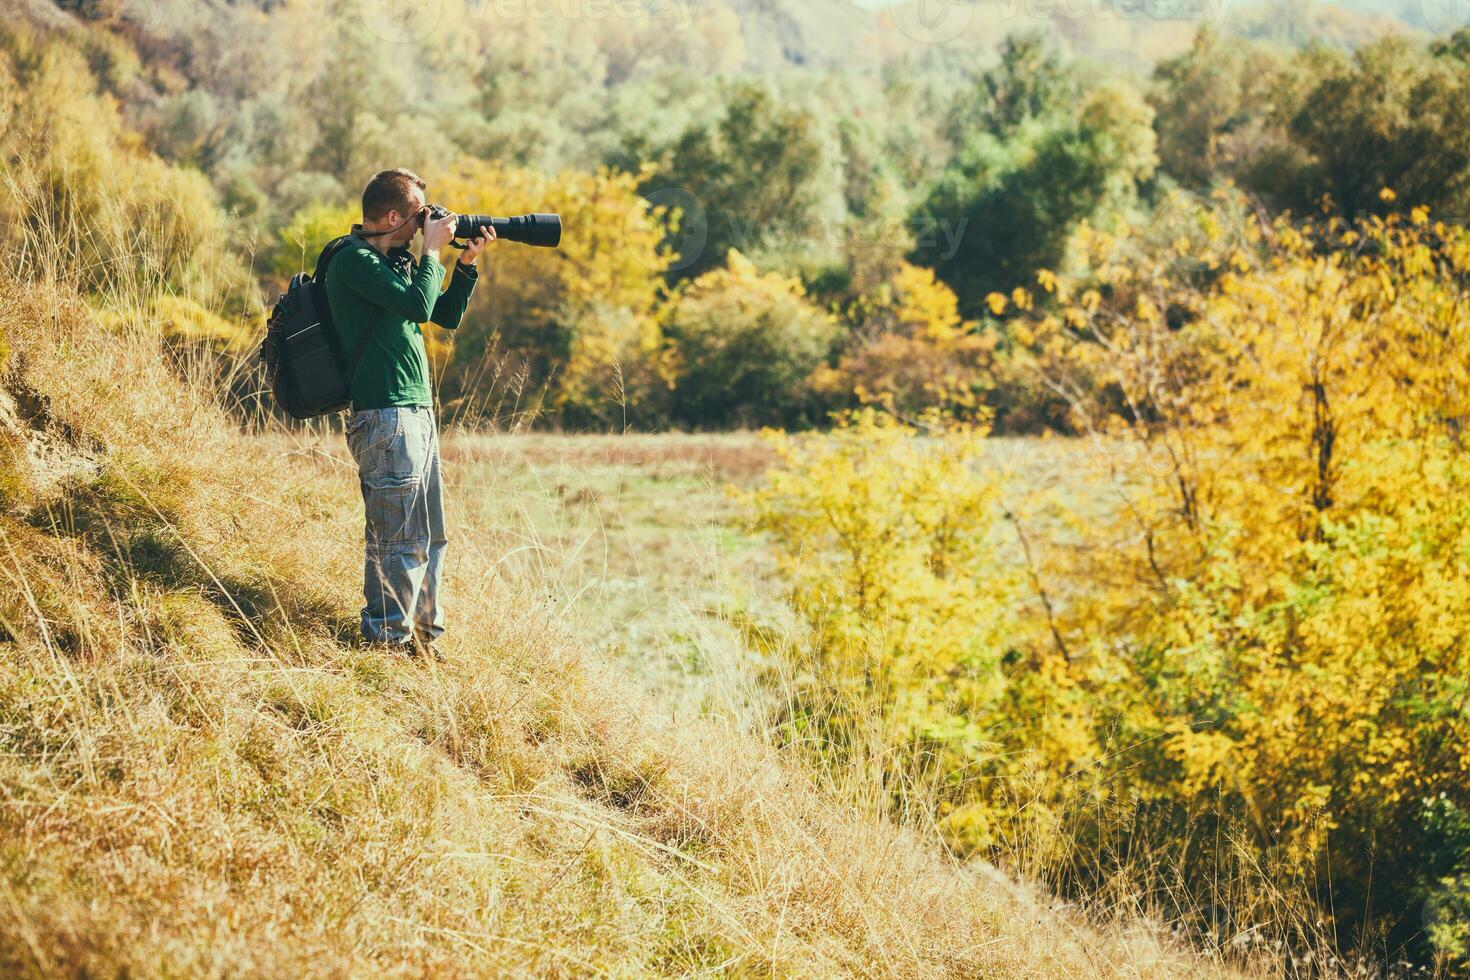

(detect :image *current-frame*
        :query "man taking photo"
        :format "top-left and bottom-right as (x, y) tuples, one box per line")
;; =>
(328, 168), (494, 659)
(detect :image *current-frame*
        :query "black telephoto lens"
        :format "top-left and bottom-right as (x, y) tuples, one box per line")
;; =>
(454, 213), (562, 249)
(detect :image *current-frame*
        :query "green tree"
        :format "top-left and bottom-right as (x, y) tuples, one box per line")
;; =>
(1149, 29), (1304, 194)
(663, 251), (839, 427)
(949, 33), (1077, 144)
(1289, 32), (1470, 217)
(643, 82), (845, 280)
(919, 80), (1156, 317)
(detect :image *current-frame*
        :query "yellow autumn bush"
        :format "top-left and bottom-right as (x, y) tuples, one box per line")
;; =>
(749, 409), (1026, 841)
(755, 201), (1470, 965)
(427, 161), (672, 426)
(815, 263), (999, 417)
(1033, 205), (1470, 961)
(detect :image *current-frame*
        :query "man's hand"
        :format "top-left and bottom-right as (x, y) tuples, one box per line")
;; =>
(459, 226), (496, 265)
(423, 209), (457, 253)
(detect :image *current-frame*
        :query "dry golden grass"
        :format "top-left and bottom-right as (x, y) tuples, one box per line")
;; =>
(0, 268), (1253, 976)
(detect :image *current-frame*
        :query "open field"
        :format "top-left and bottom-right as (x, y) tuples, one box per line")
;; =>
(443, 433), (783, 720)
(334, 430), (1121, 719)
(252, 424), (1131, 738)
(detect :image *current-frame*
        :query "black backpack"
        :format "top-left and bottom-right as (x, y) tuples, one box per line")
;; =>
(259, 235), (375, 420)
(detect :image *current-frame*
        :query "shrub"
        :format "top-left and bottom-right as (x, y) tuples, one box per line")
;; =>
(270, 202), (357, 280)
(758, 202), (1470, 967)
(749, 408), (1028, 841)
(815, 262), (998, 418)
(663, 251), (839, 428)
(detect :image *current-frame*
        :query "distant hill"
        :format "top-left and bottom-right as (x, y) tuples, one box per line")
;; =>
(30, 0), (1427, 79)
(702, 0), (1428, 72)
(701, 0), (888, 68)
(867, 0), (1424, 70)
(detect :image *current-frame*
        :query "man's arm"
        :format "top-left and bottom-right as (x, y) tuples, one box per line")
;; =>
(429, 259), (478, 331)
(334, 245), (447, 323)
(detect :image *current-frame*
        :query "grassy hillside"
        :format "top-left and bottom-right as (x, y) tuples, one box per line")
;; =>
(0, 271), (1240, 974)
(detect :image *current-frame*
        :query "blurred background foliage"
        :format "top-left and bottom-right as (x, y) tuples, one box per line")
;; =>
(13, 0), (1470, 432)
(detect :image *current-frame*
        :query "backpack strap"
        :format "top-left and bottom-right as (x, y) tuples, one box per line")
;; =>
(314, 235), (379, 378)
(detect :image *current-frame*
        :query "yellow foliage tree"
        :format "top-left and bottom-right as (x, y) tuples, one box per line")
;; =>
(749, 409), (1022, 840)
(425, 162), (672, 426)
(757, 197), (1470, 960)
(1011, 201), (1470, 956)
(816, 262), (997, 418)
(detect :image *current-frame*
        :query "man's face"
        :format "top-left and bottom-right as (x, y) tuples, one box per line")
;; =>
(387, 187), (428, 246)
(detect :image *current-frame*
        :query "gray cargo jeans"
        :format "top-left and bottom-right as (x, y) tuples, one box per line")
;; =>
(345, 406), (446, 646)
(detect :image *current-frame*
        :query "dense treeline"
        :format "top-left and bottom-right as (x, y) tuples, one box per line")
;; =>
(16, 1), (1470, 431)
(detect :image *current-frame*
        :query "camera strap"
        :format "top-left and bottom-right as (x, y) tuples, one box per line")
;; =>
(352, 206), (424, 241)
(353, 209), (471, 249)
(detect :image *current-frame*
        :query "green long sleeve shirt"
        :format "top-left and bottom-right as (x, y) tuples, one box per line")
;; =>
(326, 239), (478, 411)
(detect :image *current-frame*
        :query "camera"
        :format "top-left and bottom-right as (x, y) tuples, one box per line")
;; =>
(423, 205), (562, 249)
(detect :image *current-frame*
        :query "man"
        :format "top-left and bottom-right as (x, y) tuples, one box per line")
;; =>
(328, 168), (495, 658)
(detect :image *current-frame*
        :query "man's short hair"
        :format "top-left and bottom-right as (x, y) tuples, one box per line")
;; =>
(362, 168), (427, 222)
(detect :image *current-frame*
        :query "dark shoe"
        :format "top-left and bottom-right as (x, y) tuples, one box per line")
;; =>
(361, 636), (417, 656)
(411, 634), (446, 662)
